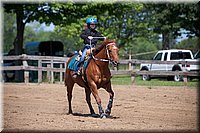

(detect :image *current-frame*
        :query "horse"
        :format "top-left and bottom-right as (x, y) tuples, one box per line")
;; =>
(64, 39), (119, 118)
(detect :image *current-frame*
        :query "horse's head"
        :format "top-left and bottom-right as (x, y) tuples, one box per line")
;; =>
(105, 40), (119, 67)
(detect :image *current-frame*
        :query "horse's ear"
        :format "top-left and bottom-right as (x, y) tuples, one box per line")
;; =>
(104, 38), (108, 43)
(103, 39), (109, 45)
(112, 39), (116, 43)
(104, 38), (113, 43)
(108, 39), (116, 44)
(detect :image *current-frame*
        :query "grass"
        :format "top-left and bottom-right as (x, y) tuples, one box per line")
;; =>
(111, 74), (199, 87)
(111, 74), (132, 85)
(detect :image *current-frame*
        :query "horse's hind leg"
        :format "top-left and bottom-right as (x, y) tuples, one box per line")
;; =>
(105, 82), (114, 116)
(66, 83), (74, 114)
(84, 88), (95, 114)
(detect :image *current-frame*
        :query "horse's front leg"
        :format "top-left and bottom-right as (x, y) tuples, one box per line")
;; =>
(105, 81), (114, 117)
(89, 82), (106, 118)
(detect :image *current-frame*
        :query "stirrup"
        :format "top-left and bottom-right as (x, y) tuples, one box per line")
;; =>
(77, 70), (81, 75)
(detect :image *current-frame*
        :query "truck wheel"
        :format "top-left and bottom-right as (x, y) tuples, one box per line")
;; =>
(174, 72), (183, 82)
(172, 66), (183, 82)
(142, 73), (150, 81)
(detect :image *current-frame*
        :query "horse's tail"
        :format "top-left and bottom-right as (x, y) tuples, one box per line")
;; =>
(64, 62), (68, 86)
(64, 59), (72, 87)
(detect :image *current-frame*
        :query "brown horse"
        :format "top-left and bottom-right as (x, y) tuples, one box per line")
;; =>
(64, 39), (119, 118)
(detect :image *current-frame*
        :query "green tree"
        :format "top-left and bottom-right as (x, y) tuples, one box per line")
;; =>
(3, 3), (63, 55)
(120, 37), (159, 60)
(174, 37), (198, 53)
(144, 3), (199, 49)
(178, 3), (200, 46)
(3, 12), (16, 53)
(52, 3), (156, 51)
(24, 23), (53, 44)
(24, 25), (37, 43)
(144, 4), (180, 49)
(49, 25), (82, 54)
(24, 21), (57, 44)
(3, 3), (63, 81)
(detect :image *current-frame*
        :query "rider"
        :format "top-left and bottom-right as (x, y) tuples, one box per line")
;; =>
(75, 17), (106, 75)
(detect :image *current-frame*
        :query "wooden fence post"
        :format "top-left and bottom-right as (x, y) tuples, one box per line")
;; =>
(128, 54), (132, 70)
(38, 59), (42, 83)
(22, 60), (29, 84)
(50, 59), (54, 83)
(47, 64), (51, 83)
(183, 75), (188, 86)
(182, 62), (188, 86)
(0, 60), (4, 82)
(131, 72), (136, 83)
(60, 64), (63, 83)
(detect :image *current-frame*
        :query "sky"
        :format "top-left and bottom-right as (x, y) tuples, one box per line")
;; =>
(40, 23), (55, 32)
(26, 20), (55, 32)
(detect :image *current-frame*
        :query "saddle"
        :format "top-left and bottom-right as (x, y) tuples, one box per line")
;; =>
(67, 53), (91, 75)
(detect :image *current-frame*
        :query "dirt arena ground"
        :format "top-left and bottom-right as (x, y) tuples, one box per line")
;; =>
(2, 83), (199, 132)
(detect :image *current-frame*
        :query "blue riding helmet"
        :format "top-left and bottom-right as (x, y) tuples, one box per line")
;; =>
(86, 17), (98, 24)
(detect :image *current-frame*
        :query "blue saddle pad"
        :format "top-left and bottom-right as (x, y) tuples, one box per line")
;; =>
(67, 55), (91, 72)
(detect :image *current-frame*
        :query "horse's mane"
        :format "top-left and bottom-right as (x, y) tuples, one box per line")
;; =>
(93, 39), (116, 55)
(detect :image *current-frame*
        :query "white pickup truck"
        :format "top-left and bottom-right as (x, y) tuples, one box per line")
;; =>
(140, 49), (199, 81)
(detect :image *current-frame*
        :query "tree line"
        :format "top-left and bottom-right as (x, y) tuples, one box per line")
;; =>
(3, 2), (200, 59)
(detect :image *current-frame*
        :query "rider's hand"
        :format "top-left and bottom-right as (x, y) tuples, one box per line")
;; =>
(103, 37), (107, 42)
(88, 36), (93, 40)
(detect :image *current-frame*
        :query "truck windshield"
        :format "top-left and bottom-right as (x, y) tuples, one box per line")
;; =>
(153, 53), (162, 60)
(194, 50), (199, 59)
(170, 52), (192, 60)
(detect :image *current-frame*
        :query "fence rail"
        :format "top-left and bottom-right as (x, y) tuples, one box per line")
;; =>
(1, 54), (199, 84)
(119, 59), (199, 65)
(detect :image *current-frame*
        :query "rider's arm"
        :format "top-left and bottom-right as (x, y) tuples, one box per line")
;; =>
(80, 30), (88, 40)
(96, 32), (105, 41)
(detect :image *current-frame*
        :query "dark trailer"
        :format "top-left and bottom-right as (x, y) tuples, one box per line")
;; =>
(3, 41), (64, 82)
(24, 41), (64, 82)
(24, 41), (64, 57)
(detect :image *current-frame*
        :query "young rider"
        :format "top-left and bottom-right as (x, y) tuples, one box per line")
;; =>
(75, 17), (106, 75)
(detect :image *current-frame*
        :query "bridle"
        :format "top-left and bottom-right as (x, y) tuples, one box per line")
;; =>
(88, 37), (118, 66)
(91, 42), (118, 66)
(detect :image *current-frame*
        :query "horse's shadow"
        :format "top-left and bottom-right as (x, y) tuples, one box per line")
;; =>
(71, 112), (119, 119)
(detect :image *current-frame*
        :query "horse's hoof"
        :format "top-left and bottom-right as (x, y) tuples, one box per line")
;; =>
(105, 109), (111, 116)
(102, 115), (106, 119)
(100, 113), (107, 119)
(67, 111), (73, 115)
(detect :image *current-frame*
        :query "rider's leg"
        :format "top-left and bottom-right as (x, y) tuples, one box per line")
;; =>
(76, 47), (87, 75)
(80, 47), (87, 63)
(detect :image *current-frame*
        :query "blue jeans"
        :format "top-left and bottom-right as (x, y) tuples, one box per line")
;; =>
(76, 44), (93, 71)
(80, 44), (90, 63)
